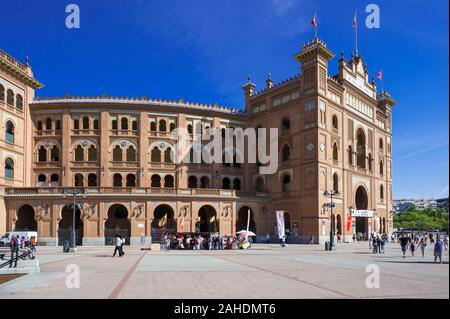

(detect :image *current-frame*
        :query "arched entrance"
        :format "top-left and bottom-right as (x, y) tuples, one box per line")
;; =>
(15, 205), (37, 231)
(197, 205), (218, 233)
(104, 204), (130, 245)
(58, 205), (83, 246)
(236, 206), (256, 233)
(151, 204), (176, 243)
(355, 186), (369, 235)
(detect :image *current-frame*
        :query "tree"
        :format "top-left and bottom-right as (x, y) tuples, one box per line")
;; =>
(393, 206), (448, 231)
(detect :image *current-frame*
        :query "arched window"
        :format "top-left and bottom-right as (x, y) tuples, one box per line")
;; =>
(5, 158), (14, 179)
(164, 175), (174, 188)
(380, 184), (384, 200)
(73, 119), (79, 130)
(50, 174), (59, 186)
(169, 122), (176, 132)
(333, 143), (338, 161)
(74, 145), (84, 161)
(0, 85), (4, 101)
(356, 129), (366, 168)
(51, 145), (59, 162)
(93, 119), (99, 130)
(255, 177), (264, 192)
(74, 174), (84, 187)
(126, 174), (136, 187)
(233, 178), (241, 190)
(151, 147), (161, 163)
(282, 144), (290, 161)
(222, 177), (231, 190)
(88, 173), (97, 186)
(282, 117), (290, 131)
(379, 160), (384, 175)
(151, 174), (161, 187)
(16, 94), (23, 111)
(6, 89), (14, 106)
(333, 173), (339, 193)
(282, 174), (291, 192)
(37, 121), (43, 131)
(159, 120), (166, 132)
(88, 145), (97, 161)
(126, 146), (136, 162)
(187, 124), (193, 134)
(38, 174), (46, 186)
(164, 148), (173, 163)
(82, 117), (89, 130)
(379, 138), (384, 150)
(38, 146), (47, 162)
(121, 118), (128, 130)
(200, 176), (209, 188)
(55, 120), (61, 130)
(348, 145), (353, 165)
(132, 120), (138, 131)
(188, 176), (198, 188)
(5, 121), (14, 144)
(332, 115), (338, 129)
(112, 119), (118, 130)
(113, 145), (122, 162)
(113, 174), (122, 187)
(150, 121), (156, 132)
(45, 118), (52, 130)
(368, 153), (373, 171)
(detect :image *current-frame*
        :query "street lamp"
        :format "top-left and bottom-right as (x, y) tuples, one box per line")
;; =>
(62, 187), (85, 249)
(324, 189), (339, 250)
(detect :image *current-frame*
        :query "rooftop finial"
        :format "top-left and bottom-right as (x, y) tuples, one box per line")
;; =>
(247, 75), (251, 83)
(26, 55), (29, 66)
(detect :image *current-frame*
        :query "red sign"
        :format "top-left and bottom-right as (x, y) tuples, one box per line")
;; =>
(346, 216), (352, 232)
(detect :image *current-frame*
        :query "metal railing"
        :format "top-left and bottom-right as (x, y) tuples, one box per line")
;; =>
(0, 247), (35, 269)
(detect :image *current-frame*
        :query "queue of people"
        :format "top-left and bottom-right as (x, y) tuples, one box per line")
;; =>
(159, 232), (251, 251)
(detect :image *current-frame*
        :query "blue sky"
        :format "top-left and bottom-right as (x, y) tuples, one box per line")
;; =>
(1, 0), (448, 199)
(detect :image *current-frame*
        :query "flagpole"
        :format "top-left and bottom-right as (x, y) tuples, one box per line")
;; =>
(354, 10), (358, 56)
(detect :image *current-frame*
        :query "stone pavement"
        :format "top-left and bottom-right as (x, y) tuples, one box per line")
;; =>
(0, 243), (448, 299)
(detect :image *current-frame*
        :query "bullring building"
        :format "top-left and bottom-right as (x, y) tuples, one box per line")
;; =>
(0, 37), (396, 245)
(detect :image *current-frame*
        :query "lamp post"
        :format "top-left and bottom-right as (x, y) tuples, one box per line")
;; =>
(62, 187), (85, 249)
(324, 189), (339, 250)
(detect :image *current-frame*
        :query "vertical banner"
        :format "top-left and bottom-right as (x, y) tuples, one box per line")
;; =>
(346, 216), (352, 232)
(276, 211), (285, 239)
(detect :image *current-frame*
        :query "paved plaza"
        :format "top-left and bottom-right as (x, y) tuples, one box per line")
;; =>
(0, 242), (448, 299)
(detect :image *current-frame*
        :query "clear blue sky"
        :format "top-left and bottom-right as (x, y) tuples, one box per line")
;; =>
(1, 0), (448, 199)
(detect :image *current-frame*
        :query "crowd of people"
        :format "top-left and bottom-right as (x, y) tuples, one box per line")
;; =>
(397, 233), (448, 263)
(158, 232), (252, 251)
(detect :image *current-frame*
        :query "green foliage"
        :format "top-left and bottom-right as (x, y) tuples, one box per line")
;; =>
(394, 205), (449, 231)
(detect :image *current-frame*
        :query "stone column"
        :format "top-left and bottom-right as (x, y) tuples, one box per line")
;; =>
(61, 111), (71, 186)
(139, 111), (149, 187)
(99, 111), (110, 186)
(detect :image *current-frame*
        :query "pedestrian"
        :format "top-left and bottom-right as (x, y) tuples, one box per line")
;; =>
(120, 235), (125, 256)
(444, 235), (449, 251)
(419, 237), (427, 257)
(434, 236), (444, 264)
(310, 235), (315, 245)
(399, 235), (408, 258)
(9, 235), (20, 268)
(352, 233), (356, 243)
(280, 236), (286, 247)
(380, 236), (385, 254)
(266, 233), (270, 243)
(29, 236), (37, 253)
(376, 236), (382, 254)
(112, 235), (122, 257)
(410, 241), (415, 257)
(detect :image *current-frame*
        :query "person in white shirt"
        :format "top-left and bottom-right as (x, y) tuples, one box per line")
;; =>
(112, 235), (122, 257)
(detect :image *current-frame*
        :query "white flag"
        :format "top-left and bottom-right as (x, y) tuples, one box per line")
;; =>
(276, 211), (285, 239)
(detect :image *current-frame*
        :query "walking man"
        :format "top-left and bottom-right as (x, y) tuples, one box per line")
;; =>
(112, 234), (122, 257)
(400, 235), (409, 258)
(434, 236), (444, 264)
(9, 235), (20, 268)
